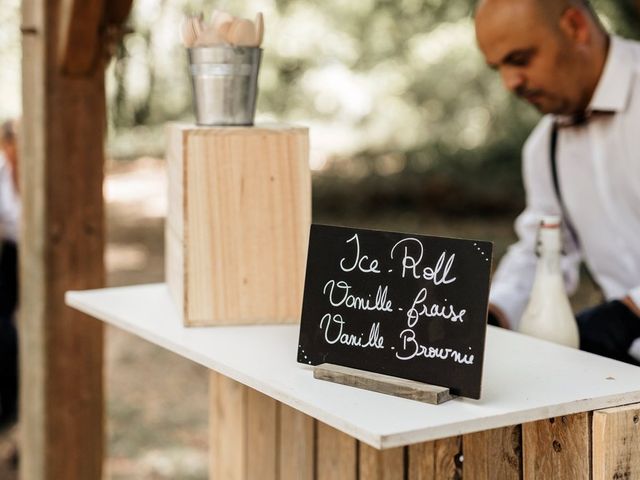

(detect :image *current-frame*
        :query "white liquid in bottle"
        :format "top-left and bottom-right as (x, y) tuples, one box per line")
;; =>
(518, 216), (579, 348)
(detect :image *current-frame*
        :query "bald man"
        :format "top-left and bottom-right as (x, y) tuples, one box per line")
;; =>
(475, 0), (640, 364)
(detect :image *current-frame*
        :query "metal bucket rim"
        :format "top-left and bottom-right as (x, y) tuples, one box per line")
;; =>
(187, 46), (263, 52)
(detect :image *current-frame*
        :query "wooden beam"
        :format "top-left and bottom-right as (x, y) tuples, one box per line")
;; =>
(592, 402), (640, 480)
(57, 0), (106, 75)
(20, 0), (129, 476)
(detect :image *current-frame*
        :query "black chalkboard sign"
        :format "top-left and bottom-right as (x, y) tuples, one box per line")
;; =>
(296, 224), (493, 399)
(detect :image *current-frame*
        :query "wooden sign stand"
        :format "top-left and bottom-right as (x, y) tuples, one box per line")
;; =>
(313, 364), (453, 405)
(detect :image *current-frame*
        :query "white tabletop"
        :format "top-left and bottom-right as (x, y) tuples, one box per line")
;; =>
(66, 283), (640, 449)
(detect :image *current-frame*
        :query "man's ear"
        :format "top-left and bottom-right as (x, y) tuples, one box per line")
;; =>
(559, 7), (590, 44)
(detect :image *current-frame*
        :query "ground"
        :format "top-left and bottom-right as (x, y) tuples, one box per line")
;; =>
(0, 157), (599, 479)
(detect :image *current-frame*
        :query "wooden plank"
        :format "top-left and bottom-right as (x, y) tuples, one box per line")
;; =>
(408, 437), (462, 480)
(279, 403), (314, 480)
(314, 364), (452, 405)
(434, 437), (463, 479)
(246, 389), (278, 480)
(20, 2), (46, 478)
(165, 126), (186, 317)
(21, 0), (108, 477)
(408, 442), (435, 479)
(463, 425), (522, 480)
(210, 372), (247, 480)
(593, 402), (640, 480)
(316, 421), (357, 480)
(522, 413), (590, 479)
(359, 443), (404, 480)
(57, 0), (105, 74)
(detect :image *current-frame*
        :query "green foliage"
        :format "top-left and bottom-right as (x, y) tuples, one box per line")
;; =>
(105, 0), (639, 214)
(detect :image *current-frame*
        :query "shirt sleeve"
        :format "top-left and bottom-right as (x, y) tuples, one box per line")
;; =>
(489, 116), (582, 330)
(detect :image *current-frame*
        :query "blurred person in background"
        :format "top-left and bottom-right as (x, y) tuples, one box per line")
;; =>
(474, 0), (640, 363)
(0, 119), (19, 437)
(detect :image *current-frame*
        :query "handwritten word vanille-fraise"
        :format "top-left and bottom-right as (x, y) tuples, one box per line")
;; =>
(339, 234), (457, 286)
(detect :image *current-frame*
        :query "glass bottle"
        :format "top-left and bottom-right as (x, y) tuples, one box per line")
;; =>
(519, 216), (579, 348)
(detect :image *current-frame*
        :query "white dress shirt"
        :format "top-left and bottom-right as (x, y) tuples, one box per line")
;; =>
(490, 36), (640, 332)
(0, 151), (19, 243)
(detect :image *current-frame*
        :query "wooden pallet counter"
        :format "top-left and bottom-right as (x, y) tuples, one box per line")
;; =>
(66, 284), (640, 479)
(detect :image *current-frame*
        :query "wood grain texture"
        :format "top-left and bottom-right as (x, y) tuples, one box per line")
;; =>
(314, 363), (452, 404)
(463, 425), (522, 480)
(165, 124), (311, 326)
(210, 372), (248, 480)
(435, 437), (463, 479)
(522, 413), (590, 480)
(359, 443), (404, 480)
(246, 389), (278, 480)
(21, 0), (110, 477)
(279, 403), (314, 480)
(316, 421), (357, 480)
(57, 0), (105, 74)
(408, 437), (462, 480)
(408, 442), (435, 480)
(165, 126), (185, 316)
(593, 402), (640, 480)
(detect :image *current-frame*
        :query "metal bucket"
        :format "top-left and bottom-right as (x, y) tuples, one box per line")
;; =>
(188, 46), (262, 126)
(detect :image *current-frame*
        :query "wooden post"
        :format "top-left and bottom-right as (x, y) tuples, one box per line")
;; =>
(20, 0), (131, 478)
(592, 402), (640, 480)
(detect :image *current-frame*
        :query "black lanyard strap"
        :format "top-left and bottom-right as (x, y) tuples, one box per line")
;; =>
(549, 122), (581, 248)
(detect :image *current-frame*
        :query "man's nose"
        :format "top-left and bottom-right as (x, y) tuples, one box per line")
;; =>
(500, 68), (525, 93)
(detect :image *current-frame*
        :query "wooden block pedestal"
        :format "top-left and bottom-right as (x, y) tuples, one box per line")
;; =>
(166, 124), (311, 325)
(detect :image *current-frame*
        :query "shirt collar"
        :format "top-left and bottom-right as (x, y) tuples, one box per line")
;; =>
(588, 35), (634, 113)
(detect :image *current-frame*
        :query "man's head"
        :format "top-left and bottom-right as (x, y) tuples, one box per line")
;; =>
(475, 0), (608, 115)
